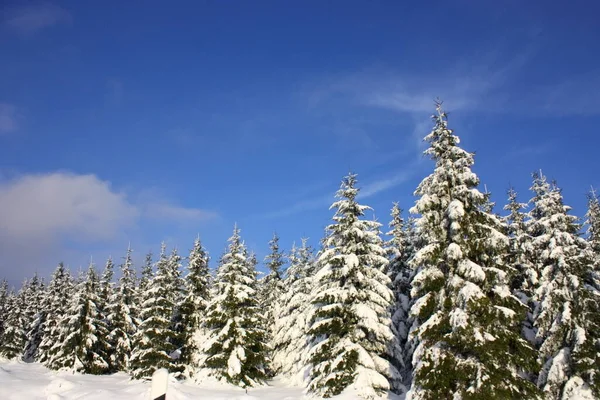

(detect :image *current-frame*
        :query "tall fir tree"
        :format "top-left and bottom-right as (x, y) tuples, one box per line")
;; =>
(179, 236), (211, 369)
(503, 187), (538, 348)
(99, 257), (115, 320)
(139, 252), (153, 292)
(166, 248), (185, 356)
(402, 216), (422, 387)
(50, 262), (110, 373)
(385, 202), (412, 382)
(130, 243), (180, 379)
(22, 274), (45, 362)
(202, 225), (268, 387)
(137, 251), (153, 312)
(308, 173), (401, 399)
(504, 188), (536, 299)
(585, 188), (600, 289)
(406, 104), (539, 400)
(107, 245), (138, 372)
(0, 287), (27, 359)
(0, 280), (9, 341)
(272, 238), (315, 381)
(261, 233), (286, 376)
(38, 263), (74, 366)
(527, 173), (600, 398)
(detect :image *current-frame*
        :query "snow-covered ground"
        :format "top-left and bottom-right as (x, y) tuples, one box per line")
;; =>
(0, 360), (403, 399)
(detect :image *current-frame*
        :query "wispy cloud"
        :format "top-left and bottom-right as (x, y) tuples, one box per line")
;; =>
(0, 103), (20, 134)
(3, 2), (71, 36)
(106, 78), (124, 106)
(523, 70), (600, 116)
(504, 142), (555, 160)
(259, 194), (332, 219)
(261, 167), (417, 219)
(359, 169), (414, 199)
(306, 46), (600, 119)
(144, 202), (218, 223)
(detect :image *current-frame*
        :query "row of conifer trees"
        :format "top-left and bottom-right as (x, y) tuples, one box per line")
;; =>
(1, 103), (599, 399)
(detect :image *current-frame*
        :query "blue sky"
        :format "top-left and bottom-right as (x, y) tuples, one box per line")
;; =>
(1, 1), (599, 286)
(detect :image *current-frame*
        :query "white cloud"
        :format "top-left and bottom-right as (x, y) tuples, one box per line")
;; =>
(0, 172), (138, 241)
(0, 172), (217, 283)
(3, 3), (71, 36)
(0, 103), (20, 134)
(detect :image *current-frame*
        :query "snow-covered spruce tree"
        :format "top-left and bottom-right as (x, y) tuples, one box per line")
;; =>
(0, 280), (9, 340)
(99, 257), (115, 319)
(130, 243), (181, 379)
(202, 225), (268, 387)
(107, 245), (138, 372)
(307, 173), (401, 399)
(527, 173), (600, 398)
(38, 263), (74, 366)
(139, 252), (153, 292)
(21, 274), (44, 334)
(21, 274), (46, 362)
(385, 202), (412, 382)
(260, 233), (285, 376)
(0, 287), (27, 359)
(166, 248), (185, 356)
(504, 188), (536, 299)
(50, 262), (110, 373)
(178, 236), (211, 368)
(503, 187), (539, 350)
(272, 238), (315, 380)
(401, 216), (423, 388)
(136, 251), (153, 312)
(585, 188), (600, 289)
(406, 104), (539, 400)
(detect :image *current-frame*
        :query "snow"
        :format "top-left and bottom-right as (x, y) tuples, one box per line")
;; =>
(0, 360), (317, 400)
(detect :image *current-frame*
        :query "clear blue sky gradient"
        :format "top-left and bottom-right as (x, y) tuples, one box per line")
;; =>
(1, 1), (599, 286)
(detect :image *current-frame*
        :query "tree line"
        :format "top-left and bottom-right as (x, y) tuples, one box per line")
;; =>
(1, 103), (598, 400)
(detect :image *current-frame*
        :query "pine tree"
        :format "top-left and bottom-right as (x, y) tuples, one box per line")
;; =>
(38, 263), (74, 366)
(504, 188), (535, 298)
(21, 275), (43, 334)
(51, 262), (110, 373)
(99, 257), (115, 321)
(202, 225), (268, 387)
(272, 238), (315, 381)
(21, 274), (45, 362)
(0, 280), (9, 340)
(585, 188), (600, 289)
(503, 187), (539, 349)
(260, 233), (286, 376)
(308, 173), (401, 399)
(527, 173), (600, 398)
(0, 287), (27, 359)
(262, 234), (285, 320)
(130, 243), (180, 379)
(166, 247), (185, 356)
(107, 245), (138, 372)
(385, 202), (413, 382)
(406, 104), (540, 400)
(178, 236), (211, 368)
(139, 252), (153, 292)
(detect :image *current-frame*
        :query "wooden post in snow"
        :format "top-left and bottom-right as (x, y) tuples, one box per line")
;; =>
(150, 368), (168, 400)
